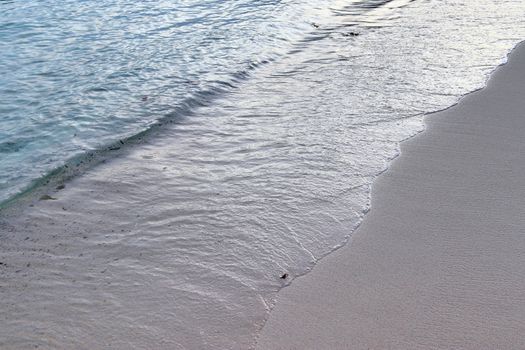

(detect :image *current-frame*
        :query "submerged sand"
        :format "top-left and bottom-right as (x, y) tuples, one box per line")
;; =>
(256, 42), (525, 349)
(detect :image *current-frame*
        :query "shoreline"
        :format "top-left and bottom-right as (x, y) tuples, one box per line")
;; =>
(256, 42), (525, 349)
(2, 4), (525, 346)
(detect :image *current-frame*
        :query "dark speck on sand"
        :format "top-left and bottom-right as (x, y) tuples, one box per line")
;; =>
(39, 194), (57, 200)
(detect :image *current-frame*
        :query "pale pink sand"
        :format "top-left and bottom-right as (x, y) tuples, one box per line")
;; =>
(256, 42), (525, 350)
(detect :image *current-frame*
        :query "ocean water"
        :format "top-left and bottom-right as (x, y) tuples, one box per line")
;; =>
(0, 0), (353, 204)
(1, 0), (525, 349)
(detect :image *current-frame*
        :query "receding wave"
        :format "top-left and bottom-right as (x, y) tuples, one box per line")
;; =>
(0, 0), (412, 206)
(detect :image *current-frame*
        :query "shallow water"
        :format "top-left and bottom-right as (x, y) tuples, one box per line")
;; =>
(1, 0), (525, 349)
(0, 0), (351, 203)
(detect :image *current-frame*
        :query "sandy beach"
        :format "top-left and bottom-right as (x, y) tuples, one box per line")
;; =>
(256, 42), (525, 349)
(2, 1), (525, 348)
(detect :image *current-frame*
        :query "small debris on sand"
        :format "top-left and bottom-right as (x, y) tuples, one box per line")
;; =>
(39, 194), (57, 201)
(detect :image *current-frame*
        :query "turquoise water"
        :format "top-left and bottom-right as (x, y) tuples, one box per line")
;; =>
(0, 0), (345, 203)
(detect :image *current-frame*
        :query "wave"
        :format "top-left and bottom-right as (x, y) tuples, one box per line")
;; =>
(0, 0), (408, 208)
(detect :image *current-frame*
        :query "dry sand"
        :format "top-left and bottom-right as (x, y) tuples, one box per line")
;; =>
(256, 42), (525, 349)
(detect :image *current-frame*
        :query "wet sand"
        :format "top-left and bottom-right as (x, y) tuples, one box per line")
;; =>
(256, 42), (525, 349)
